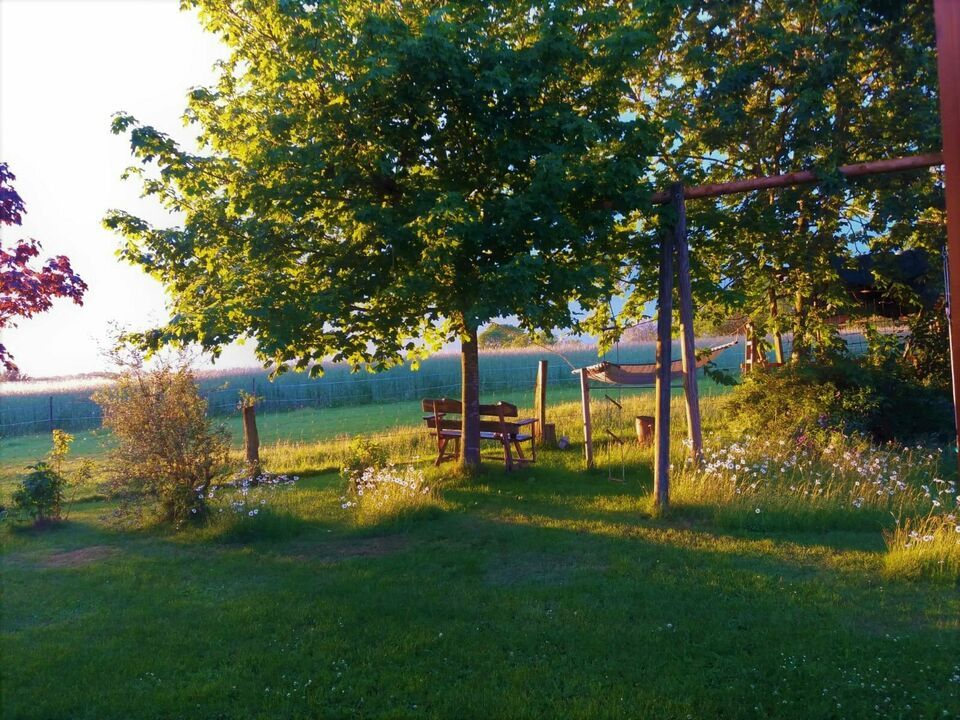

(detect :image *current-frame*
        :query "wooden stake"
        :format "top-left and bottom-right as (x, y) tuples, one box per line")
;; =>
(534, 359), (548, 444)
(580, 368), (594, 469)
(654, 202), (675, 508)
(674, 184), (703, 466)
(934, 0), (960, 471)
(242, 404), (260, 475)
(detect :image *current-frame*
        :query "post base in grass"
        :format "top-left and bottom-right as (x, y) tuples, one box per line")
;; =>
(635, 416), (654, 446)
(540, 423), (557, 447)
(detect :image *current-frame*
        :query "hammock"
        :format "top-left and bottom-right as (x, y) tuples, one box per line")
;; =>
(574, 340), (737, 386)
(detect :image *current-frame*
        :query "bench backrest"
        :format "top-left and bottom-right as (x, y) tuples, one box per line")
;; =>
(421, 398), (518, 417)
(422, 398), (522, 434)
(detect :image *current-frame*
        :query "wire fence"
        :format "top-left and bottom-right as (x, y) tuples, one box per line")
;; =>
(0, 324), (898, 440)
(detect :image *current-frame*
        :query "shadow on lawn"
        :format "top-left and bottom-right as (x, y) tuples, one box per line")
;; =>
(3, 472), (958, 720)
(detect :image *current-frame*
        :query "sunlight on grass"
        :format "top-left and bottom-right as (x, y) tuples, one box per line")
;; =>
(884, 513), (960, 583)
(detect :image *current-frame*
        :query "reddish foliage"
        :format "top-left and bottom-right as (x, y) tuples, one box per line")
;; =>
(0, 162), (87, 371)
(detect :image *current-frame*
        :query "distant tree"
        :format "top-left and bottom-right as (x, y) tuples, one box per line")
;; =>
(478, 322), (552, 350)
(0, 163), (87, 371)
(105, 1), (661, 467)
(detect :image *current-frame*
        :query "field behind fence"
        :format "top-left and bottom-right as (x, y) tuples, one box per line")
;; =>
(0, 326), (884, 441)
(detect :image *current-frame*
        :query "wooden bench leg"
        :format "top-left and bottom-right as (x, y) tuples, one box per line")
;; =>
(502, 436), (514, 471)
(435, 436), (447, 466)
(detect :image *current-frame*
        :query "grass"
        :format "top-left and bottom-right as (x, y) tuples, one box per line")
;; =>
(3, 456), (959, 719)
(2, 375), (958, 718)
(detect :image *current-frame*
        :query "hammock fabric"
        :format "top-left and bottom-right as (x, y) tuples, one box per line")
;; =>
(576, 341), (737, 386)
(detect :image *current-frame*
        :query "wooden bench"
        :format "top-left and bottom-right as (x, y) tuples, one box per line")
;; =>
(422, 398), (537, 470)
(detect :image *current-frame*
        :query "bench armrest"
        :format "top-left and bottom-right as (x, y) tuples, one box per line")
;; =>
(514, 418), (537, 427)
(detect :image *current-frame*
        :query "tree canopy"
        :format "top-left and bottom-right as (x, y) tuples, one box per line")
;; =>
(634, 0), (942, 358)
(0, 163), (87, 372)
(106, 0), (659, 367)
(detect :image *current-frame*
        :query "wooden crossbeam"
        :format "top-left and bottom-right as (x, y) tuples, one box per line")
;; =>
(650, 153), (943, 205)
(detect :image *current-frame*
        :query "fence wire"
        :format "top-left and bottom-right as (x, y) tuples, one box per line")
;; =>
(0, 324), (898, 440)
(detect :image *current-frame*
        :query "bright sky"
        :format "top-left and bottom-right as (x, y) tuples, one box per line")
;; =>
(0, 0), (261, 377)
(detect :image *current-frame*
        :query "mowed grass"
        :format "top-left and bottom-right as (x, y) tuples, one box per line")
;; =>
(2, 387), (959, 718)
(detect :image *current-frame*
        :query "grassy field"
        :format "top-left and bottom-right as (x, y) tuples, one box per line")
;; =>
(0, 341), (743, 437)
(2, 381), (958, 719)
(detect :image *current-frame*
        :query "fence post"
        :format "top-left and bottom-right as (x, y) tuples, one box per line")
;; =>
(242, 403), (261, 478)
(49, 395), (54, 432)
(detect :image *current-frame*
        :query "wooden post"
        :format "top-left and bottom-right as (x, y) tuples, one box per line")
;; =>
(654, 196), (675, 509)
(534, 360), (548, 444)
(673, 184), (703, 465)
(242, 404), (260, 476)
(580, 368), (594, 469)
(935, 0), (960, 470)
(48, 395), (54, 432)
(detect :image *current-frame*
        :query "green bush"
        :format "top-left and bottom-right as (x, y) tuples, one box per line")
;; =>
(12, 462), (66, 524)
(726, 356), (953, 444)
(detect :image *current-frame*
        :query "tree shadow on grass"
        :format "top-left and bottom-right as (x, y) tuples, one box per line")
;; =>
(3, 483), (958, 720)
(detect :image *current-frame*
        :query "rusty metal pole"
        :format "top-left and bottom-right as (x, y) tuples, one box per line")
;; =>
(934, 0), (960, 469)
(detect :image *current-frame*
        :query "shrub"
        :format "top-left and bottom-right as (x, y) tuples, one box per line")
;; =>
(10, 430), (85, 525)
(725, 356), (953, 444)
(93, 352), (230, 527)
(12, 462), (66, 524)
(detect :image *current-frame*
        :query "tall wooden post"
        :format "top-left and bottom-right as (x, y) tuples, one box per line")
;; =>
(534, 360), (548, 444)
(674, 184), (703, 465)
(935, 0), (960, 469)
(654, 198), (675, 508)
(580, 368), (594, 469)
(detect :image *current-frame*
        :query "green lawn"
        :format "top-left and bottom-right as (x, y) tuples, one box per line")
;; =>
(2, 389), (958, 719)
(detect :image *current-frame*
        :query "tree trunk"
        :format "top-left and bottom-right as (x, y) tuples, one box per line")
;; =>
(460, 324), (481, 468)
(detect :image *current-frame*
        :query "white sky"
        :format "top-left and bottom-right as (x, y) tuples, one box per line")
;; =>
(0, 0), (261, 377)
